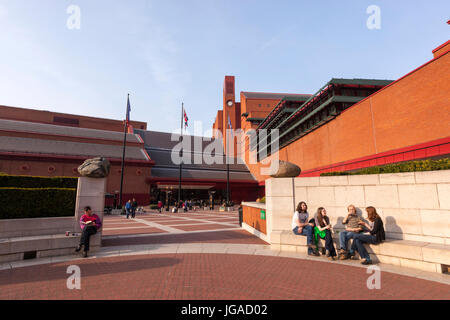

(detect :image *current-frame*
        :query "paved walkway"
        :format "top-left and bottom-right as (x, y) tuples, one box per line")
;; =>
(102, 210), (241, 237)
(0, 210), (449, 300)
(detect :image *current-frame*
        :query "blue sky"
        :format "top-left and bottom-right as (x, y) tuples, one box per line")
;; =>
(0, 0), (448, 135)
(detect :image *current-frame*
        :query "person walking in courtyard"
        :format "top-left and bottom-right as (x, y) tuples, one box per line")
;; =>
(131, 198), (138, 218)
(157, 200), (163, 213)
(75, 206), (102, 258)
(349, 206), (385, 265)
(292, 202), (319, 256)
(238, 204), (243, 227)
(125, 200), (132, 219)
(314, 207), (337, 260)
(338, 204), (363, 260)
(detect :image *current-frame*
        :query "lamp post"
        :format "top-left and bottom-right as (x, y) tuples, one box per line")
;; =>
(166, 191), (171, 212)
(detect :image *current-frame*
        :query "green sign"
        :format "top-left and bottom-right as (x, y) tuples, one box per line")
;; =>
(260, 210), (266, 220)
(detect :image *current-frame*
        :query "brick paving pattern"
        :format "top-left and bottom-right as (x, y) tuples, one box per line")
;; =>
(1, 209), (448, 300)
(102, 211), (241, 236)
(0, 253), (449, 300)
(102, 230), (268, 246)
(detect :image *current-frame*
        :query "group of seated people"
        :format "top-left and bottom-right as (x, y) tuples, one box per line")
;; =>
(292, 202), (385, 265)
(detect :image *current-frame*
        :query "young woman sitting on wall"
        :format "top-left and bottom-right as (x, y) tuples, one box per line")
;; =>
(348, 206), (385, 265)
(292, 201), (319, 256)
(314, 207), (337, 260)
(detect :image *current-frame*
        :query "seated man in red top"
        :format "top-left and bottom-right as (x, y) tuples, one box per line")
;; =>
(75, 206), (102, 257)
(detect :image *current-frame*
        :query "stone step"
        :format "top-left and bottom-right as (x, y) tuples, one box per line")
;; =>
(271, 230), (450, 274)
(0, 233), (101, 263)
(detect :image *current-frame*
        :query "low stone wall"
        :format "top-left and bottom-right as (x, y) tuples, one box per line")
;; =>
(0, 176), (106, 262)
(266, 170), (450, 245)
(0, 217), (75, 238)
(242, 202), (267, 234)
(241, 202), (268, 242)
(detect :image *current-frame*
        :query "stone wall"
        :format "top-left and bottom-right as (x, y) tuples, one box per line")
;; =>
(266, 170), (450, 245)
(241, 202), (268, 242)
(0, 176), (107, 262)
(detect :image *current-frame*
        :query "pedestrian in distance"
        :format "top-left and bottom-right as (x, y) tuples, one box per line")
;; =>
(238, 204), (243, 227)
(131, 198), (138, 218)
(125, 200), (132, 219)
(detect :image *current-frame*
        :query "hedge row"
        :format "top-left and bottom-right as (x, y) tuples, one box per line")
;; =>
(320, 158), (450, 176)
(0, 188), (76, 219)
(0, 174), (78, 189)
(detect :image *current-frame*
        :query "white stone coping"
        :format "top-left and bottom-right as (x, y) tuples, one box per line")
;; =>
(241, 202), (266, 210)
(242, 223), (269, 242)
(0, 217), (75, 238)
(293, 169), (450, 186)
(0, 242), (448, 286)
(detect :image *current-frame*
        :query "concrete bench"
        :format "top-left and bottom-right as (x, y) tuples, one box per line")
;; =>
(271, 230), (450, 274)
(0, 217), (101, 263)
(0, 233), (101, 263)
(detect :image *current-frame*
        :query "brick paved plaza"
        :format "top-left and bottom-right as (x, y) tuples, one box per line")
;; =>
(0, 210), (449, 300)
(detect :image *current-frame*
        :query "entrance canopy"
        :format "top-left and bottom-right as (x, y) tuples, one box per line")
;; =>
(157, 183), (215, 190)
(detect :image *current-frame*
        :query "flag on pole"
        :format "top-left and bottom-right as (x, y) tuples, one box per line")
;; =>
(183, 108), (189, 129)
(228, 115), (233, 136)
(126, 95), (131, 126)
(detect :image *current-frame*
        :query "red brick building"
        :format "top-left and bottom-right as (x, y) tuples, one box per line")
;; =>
(213, 41), (450, 189)
(0, 105), (259, 207)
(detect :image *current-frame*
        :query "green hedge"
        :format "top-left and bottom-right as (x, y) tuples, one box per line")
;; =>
(0, 174), (78, 188)
(0, 188), (76, 219)
(321, 158), (450, 176)
(149, 204), (159, 210)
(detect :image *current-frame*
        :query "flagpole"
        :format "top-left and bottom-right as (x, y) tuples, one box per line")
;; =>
(178, 102), (183, 210)
(119, 93), (129, 209)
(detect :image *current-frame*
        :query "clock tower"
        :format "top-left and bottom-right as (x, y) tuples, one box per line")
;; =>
(222, 75), (239, 157)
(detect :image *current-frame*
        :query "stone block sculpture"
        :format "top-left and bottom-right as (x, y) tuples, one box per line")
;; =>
(270, 160), (301, 178)
(77, 157), (111, 178)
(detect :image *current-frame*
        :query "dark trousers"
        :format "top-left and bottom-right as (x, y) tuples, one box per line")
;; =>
(320, 229), (337, 257)
(293, 225), (314, 254)
(131, 207), (136, 218)
(351, 234), (377, 261)
(80, 226), (97, 251)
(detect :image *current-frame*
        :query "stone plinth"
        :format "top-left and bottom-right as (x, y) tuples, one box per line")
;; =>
(74, 177), (107, 248)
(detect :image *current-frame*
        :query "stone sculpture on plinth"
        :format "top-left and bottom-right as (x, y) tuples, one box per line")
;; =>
(77, 157), (111, 178)
(270, 160), (301, 178)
